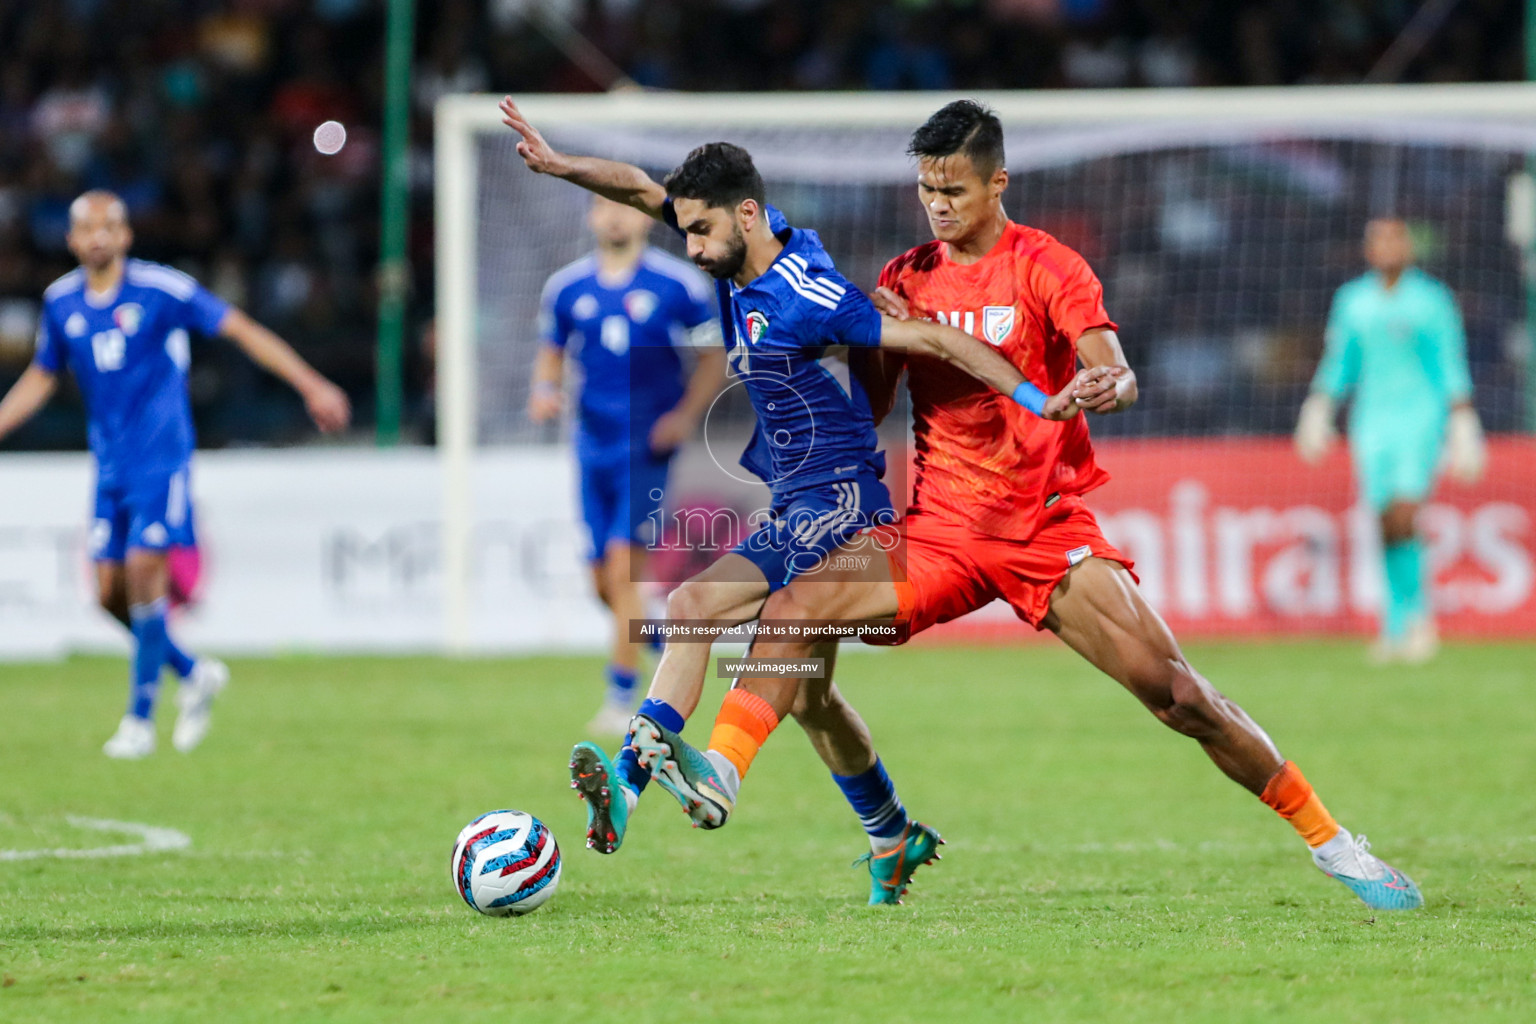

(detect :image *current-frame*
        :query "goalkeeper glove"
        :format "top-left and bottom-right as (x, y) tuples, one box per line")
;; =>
(1293, 393), (1337, 465)
(1446, 405), (1486, 484)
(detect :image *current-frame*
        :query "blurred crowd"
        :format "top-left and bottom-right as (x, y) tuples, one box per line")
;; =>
(0, 0), (1524, 448)
(564, 0), (1522, 91)
(0, 0), (391, 449)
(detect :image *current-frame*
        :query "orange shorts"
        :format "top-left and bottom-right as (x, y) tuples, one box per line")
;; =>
(873, 496), (1135, 643)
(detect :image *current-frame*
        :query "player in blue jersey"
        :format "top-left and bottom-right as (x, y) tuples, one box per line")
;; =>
(1295, 218), (1486, 663)
(0, 191), (351, 758)
(530, 195), (727, 735)
(501, 99), (1088, 866)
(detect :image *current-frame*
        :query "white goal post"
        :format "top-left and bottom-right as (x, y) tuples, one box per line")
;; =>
(434, 84), (1536, 653)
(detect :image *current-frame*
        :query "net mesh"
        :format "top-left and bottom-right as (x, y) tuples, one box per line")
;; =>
(471, 113), (1534, 445)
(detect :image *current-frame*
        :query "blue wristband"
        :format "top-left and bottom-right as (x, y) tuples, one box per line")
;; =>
(1011, 381), (1048, 417)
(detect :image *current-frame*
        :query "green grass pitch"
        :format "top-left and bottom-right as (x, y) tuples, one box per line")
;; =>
(1, 641), (1533, 1023)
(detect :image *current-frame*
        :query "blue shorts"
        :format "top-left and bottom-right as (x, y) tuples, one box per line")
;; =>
(92, 465), (194, 562)
(734, 472), (895, 593)
(579, 449), (671, 562)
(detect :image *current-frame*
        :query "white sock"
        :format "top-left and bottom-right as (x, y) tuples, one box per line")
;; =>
(1311, 827), (1354, 865)
(622, 785), (640, 815)
(704, 749), (741, 802)
(869, 830), (905, 855)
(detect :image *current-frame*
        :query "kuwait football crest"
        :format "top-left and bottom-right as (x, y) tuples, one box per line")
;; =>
(571, 294), (599, 320)
(623, 290), (657, 322)
(744, 310), (769, 345)
(982, 305), (1015, 347)
(113, 303), (144, 336)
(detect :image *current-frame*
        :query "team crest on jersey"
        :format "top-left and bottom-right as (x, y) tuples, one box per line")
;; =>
(623, 290), (657, 322)
(745, 310), (769, 344)
(982, 306), (1015, 347)
(65, 312), (88, 337)
(113, 303), (144, 336)
(571, 294), (600, 320)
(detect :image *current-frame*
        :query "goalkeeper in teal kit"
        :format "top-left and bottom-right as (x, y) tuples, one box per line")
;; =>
(1295, 218), (1485, 662)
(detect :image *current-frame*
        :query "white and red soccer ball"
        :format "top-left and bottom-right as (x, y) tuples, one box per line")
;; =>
(450, 810), (562, 916)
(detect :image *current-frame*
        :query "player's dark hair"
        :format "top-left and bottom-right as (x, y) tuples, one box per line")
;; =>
(908, 100), (1005, 177)
(663, 142), (766, 210)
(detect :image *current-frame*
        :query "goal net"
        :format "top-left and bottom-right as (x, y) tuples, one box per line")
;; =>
(436, 86), (1536, 650)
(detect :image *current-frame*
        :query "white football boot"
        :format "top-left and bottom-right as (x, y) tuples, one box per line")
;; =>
(1367, 636), (1402, 665)
(1400, 619), (1439, 665)
(586, 700), (635, 737)
(103, 715), (156, 759)
(173, 658), (229, 753)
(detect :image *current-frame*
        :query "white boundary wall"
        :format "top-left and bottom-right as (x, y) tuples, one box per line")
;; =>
(0, 449), (606, 661)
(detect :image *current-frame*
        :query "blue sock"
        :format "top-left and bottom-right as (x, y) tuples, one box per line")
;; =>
(832, 757), (909, 839)
(604, 664), (638, 707)
(614, 697), (686, 796)
(165, 637), (196, 679)
(1382, 539), (1425, 640)
(128, 599), (170, 721)
(637, 697), (685, 734)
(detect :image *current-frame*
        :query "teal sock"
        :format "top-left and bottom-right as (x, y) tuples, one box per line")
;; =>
(1382, 539), (1425, 640)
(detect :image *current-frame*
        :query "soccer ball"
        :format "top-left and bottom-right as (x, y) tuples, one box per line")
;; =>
(450, 809), (562, 916)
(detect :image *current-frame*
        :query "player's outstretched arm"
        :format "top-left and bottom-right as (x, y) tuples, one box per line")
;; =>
(499, 97), (668, 219)
(877, 315), (1083, 421)
(0, 364), (58, 445)
(217, 309), (351, 433)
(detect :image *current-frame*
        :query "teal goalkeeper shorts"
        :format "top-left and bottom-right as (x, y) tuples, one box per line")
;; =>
(1349, 416), (1444, 511)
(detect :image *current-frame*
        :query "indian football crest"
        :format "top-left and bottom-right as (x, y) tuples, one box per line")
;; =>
(745, 310), (769, 345)
(113, 303), (144, 336)
(623, 290), (657, 322)
(982, 305), (1015, 347)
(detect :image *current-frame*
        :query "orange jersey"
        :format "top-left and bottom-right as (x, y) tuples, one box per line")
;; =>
(878, 221), (1117, 538)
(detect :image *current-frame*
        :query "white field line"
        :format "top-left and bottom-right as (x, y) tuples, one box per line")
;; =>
(0, 815), (191, 861)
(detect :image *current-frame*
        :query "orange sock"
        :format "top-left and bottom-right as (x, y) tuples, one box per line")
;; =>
(707, 688), (780, 779)
(1260, 761), (1341, 848)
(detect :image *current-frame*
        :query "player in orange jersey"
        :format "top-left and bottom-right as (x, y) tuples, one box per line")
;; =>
(646, 100), (1423, 912)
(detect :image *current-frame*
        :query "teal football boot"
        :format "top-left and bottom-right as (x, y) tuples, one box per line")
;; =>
(569, 742), (630, 854)
(1312, 831), (1424, 911)
(854, 821), (944, 906)
(629, 714), (734, 829)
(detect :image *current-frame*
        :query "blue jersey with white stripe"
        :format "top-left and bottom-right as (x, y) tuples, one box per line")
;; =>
(33, 259), (229, 486)
(539, 248), (716, 456)
(664, 201), (885, 500)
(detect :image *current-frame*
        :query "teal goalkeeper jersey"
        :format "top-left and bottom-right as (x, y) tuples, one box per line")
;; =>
(1311, 267), (1472, 435)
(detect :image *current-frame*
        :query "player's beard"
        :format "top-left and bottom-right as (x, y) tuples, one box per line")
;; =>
(77, 248), (119, 272)
(694, 226), (747, 280)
